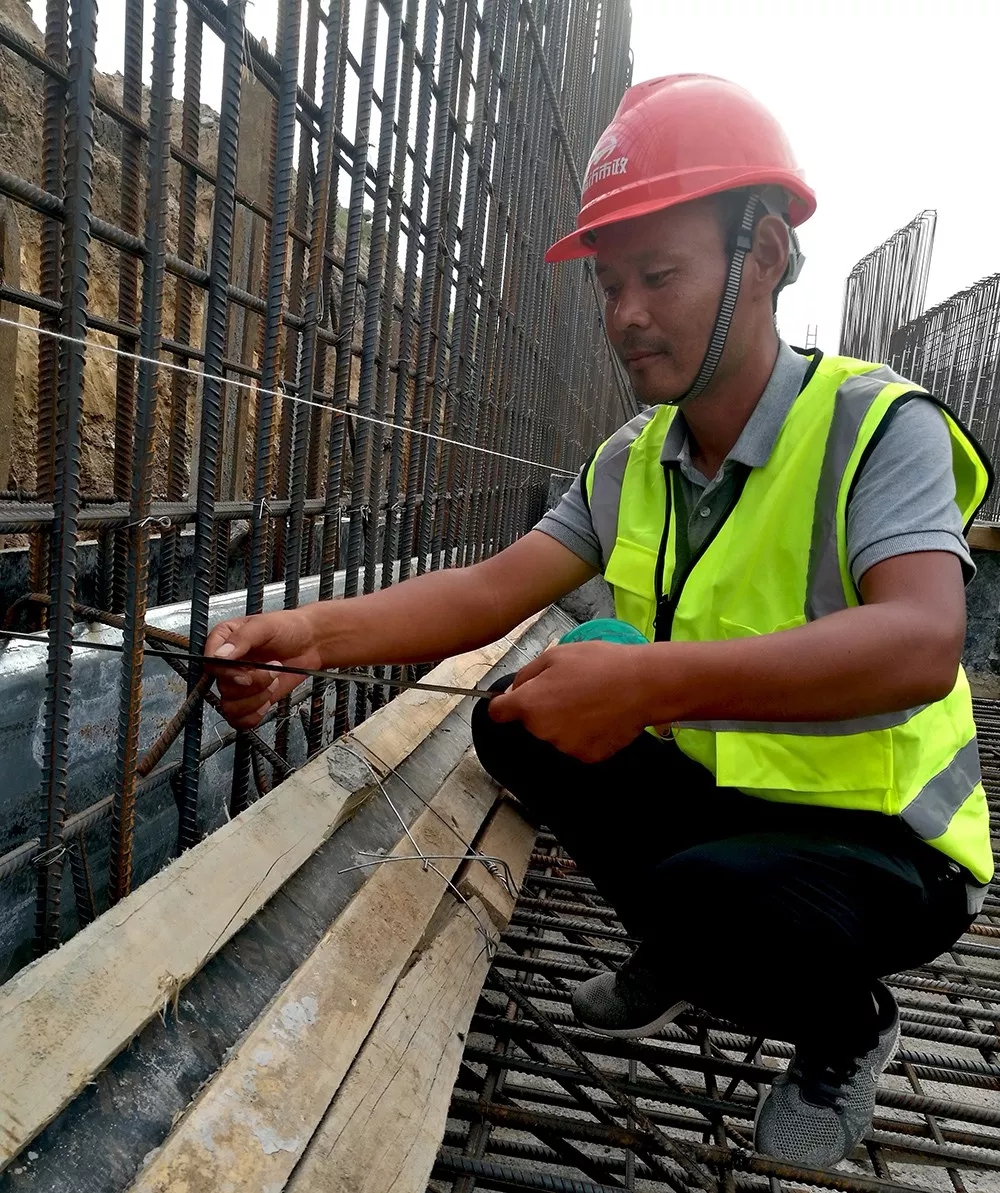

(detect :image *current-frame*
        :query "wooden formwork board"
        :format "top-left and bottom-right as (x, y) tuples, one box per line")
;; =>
(285, 799), (538, 1193)
(129, 752), (501, 1193)
(0, 612), (549, 1173)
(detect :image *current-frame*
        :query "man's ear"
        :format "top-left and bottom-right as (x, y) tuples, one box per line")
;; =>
(750, 213), (790, 302)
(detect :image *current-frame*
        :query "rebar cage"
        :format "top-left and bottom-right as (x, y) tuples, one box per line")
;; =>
(838, 210), (937, 367)
(889, 274), (1000, 524)
(0, 0), (633, 960)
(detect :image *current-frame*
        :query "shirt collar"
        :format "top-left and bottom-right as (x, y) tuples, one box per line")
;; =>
(660, 341), (811, 471)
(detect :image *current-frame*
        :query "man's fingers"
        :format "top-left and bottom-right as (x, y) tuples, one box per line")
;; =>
(206, 616), (274, 664)
(216, 657), (290, 694)
(217, 676), (282, 725)
(487, 687), (522, 723)
(509, 652), (550, 690)
(216, 668), (272, 700)
(216, 666), (303, 728)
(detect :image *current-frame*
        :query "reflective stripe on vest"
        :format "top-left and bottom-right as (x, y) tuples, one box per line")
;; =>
(585, 407), (659, 568)
(806, 365), (901, 621)
(677, 705), (927, 735)
(584, 351), (994, 883)
(901, 736), (981, 841)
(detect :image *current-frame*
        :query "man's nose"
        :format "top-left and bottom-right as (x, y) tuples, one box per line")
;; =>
(608, 284), (652, 332)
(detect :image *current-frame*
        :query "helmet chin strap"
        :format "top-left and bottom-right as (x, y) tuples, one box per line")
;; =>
(671, 191), (761, 406)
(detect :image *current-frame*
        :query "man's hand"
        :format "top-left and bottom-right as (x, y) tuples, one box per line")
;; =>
(488, 641), (652, 763)
(206, 608), (324, 729)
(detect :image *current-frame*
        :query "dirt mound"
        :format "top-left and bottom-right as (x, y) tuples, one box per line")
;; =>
(0, 0), (215, 496)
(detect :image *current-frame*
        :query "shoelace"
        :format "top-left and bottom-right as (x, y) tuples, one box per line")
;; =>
(791, 1055), (861, 1111)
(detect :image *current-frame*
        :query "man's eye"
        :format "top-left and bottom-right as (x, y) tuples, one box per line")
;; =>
(603, 285), (620, 302)
(645, 270), (670, 286)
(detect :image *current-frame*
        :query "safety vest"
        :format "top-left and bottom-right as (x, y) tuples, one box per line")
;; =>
(584, 351), (995, 884)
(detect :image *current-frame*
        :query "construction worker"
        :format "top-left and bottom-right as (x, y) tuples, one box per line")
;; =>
(207, 75), (992, 1170)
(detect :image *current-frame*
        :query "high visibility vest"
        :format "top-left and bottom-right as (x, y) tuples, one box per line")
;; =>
(584, 351), (995, 884)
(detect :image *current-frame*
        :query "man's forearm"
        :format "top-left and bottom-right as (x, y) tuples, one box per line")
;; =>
(304, 564), (524, 668)
(642, 601), (963, 726)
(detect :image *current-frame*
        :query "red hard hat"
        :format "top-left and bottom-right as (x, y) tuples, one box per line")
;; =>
(546, 74), (816, 264)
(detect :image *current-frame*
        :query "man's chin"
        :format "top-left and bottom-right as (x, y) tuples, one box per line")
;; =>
(631, 375), (689, 407)
(625, 356), (689, 406)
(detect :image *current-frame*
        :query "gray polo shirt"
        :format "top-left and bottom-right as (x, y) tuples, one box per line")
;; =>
(537, 341), (974, 587)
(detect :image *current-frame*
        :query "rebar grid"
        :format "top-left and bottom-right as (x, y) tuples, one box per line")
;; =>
(0, 0), (632, 956)
(839, 211), (937, 366)
(888, 274), (1000, 524)
(432, 700), (1000, 1193)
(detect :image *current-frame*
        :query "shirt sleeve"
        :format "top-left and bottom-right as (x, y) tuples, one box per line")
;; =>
(533, 468), (604, 570)
(847, 396), (975, 587)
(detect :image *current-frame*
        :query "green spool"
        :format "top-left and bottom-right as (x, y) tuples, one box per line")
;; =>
(558, 617), (649, 646)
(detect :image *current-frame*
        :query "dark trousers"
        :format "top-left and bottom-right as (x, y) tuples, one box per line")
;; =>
(472, 680), (974, 1057)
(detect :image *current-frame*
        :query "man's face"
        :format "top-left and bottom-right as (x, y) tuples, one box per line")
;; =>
(594, 200), (729, 404)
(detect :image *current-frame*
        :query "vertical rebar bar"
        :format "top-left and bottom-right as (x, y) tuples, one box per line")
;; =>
(441, 0), (499, 565)
(229, 0), (303, 816)
(109, 0), (177, 901)
(411, 0), (462, 577)
(28, 0), (68, 618)
(159, 9), (204, 604)
(273, 0), (321, 583)
(177, 0), (248, 851)
(285, 0), (346, 617)
(312, 0), (382, 741)
(283, 0), (347, 751)
(35, 0), (99, 954)
(393, 0), (442, 584)
(344, 0), (404, 724)
(110, 0), (145, 614)
(377, 0), (421, 589)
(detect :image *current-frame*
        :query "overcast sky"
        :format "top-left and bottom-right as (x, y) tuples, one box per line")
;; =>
(39, 0), (1000, 352)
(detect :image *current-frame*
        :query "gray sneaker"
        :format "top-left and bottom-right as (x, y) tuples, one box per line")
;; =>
(571, 947), (691, 1038)
(755, 982), (900, 1169)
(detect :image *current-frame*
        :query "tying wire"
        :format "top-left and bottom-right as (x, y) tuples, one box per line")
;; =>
(0, 316), (578, 478)
(348, 736), (519, 883)
(334, 744), (499, 958)
(125, 514), (174, 530)
(343, 851), (519, 899)
(0, 629), (500, 700)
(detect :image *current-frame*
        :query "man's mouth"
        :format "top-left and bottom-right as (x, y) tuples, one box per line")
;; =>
(624, 349), (665, 365)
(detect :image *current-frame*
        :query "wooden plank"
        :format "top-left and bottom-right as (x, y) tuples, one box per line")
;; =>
(285, 892), (496, 1193)
(0, 623), (542, 1172)
(968, 524), (1000, 552)
(285, 803), (538, 1193)
(456, 797), (538, 929)
(128, 752), (501, 1193)
(0, 754), (357, 1172)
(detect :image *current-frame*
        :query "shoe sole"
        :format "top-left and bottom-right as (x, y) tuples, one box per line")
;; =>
(577, 999), (692, 1039)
